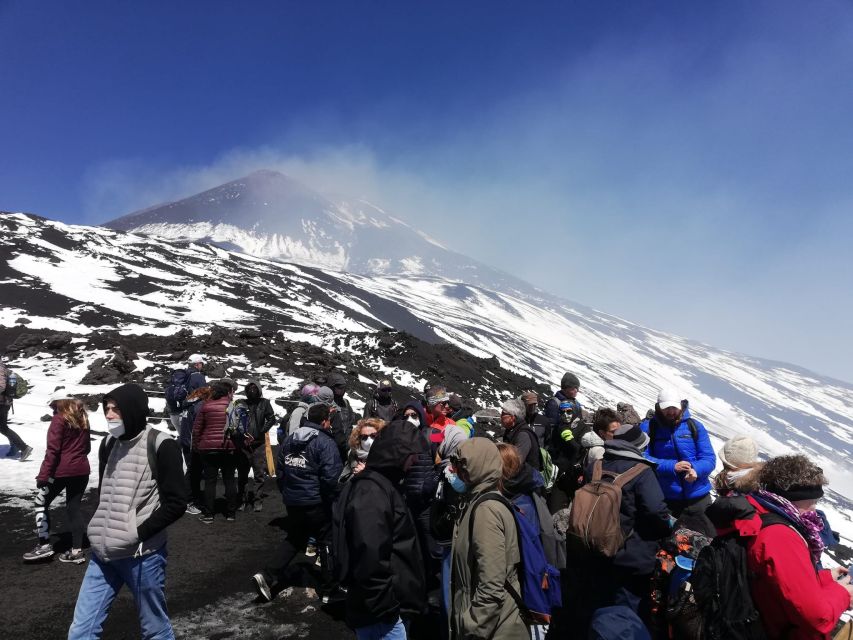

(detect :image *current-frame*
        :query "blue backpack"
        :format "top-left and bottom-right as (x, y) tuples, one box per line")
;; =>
(164, 369), (191, 412)
(225, 400), (251, 448)
(468, 492), (562, 625)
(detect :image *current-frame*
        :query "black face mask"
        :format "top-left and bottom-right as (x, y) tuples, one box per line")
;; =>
(246, 387), (260, 400)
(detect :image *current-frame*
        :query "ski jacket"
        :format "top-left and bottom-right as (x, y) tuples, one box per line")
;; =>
(37, 413), (91, 482)
(746, 497), (850, 640)
(398, 403), (436, 510)
(244, 380), (276, 440)
(192, 396), (234, 452)
(640, 408), (715, 501)
(277, 421), (342, 507)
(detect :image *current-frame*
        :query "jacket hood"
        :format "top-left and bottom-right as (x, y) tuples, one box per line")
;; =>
(503, 462), (543, 497)
(706, 494), (757, 531)
(438, 423), (469, 460)
(581, 430), (605, 448)
(396, 401), (426, 428)
(244, 378), (264, 398)
(455, 438), (501, 494)
(102, 383), (149, 440)
(603, 439), (657, 467)
(291, 421), (324, 445)
(367, 420), (424, 471)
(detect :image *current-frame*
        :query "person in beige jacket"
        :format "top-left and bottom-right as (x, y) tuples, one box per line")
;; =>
(449, 438), (528, 640)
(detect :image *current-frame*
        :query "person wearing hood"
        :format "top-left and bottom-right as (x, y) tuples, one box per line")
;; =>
(252, 402), (342, 603)
(449, 438), (527, 640)
(23, 390), (91, 564)
(339, 417), (385, 484)
(341, 419), (427, 638)
(640, 389), (715, 520)
(68, 383), (187, 640)
(236, 379), (276, 512)
(581, 407), (622, 474)
(501, 398), (540, 472)
(363, 378), (398, 423)
(192, 380), (238, 523)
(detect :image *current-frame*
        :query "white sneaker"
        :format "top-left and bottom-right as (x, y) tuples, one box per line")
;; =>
(186, 503), (202, 515)
(23, 542), (54, 562)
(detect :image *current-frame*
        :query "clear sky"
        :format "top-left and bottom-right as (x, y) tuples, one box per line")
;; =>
(2, 1), (852, 383)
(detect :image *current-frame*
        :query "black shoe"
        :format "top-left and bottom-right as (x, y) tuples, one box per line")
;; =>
(252, 573), (272, 602)
(198, 514), (214, 524)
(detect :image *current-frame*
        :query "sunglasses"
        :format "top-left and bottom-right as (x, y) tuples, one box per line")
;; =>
(404, 412), (419, 418)
(359, 433), (375, 442)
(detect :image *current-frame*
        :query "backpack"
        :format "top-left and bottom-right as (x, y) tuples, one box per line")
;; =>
(164, 369), (191, 412)
(691, 512), (789, 640)
(649, 528), (713, 639)
(566, 459), (649, 557)
(104, 428), (170, 482)
(468, 492), (562, 625)
(224, 400), (250, 448)
(539, 447), (557, 491)
(4, 370), (28, 400)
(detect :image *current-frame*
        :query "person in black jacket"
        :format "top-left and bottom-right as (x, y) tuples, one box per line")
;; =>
(363, 378), (398, 423)
(521, 391), (551, 450)
(342, 419), (426, 637)
(252, 403), (342, 603)
(501, 398), (540, 471)
(237, 379), (276, 512)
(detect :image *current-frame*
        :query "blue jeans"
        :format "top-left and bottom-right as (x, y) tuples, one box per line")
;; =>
(355, 617), (407, 640)
(68, 547), (174, 640)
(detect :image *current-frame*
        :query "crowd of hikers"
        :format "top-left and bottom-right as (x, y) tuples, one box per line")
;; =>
(3, 353), (853, 640)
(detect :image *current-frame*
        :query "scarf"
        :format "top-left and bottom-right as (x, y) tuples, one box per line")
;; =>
(754, 489), (826, 564)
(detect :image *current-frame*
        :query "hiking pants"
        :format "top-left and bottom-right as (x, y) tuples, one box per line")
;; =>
(236, 443), (267, 503)
(200, 451), (238, 517)
(34, 475), (88, 548)
(263, 504), (333, 595)
(181, 445), (203, 505)
(0, 404), (28, 451)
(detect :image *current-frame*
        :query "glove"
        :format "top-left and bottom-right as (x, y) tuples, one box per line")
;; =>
(36, 479), (50, 489)
(560, 429), (574, 442)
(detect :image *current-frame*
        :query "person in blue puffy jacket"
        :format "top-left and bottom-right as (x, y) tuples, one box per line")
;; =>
(640, 389), (716, 522)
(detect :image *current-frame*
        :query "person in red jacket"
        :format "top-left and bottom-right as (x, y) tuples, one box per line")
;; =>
(23, 390), (91, 564)
(746, 455), (853, 639)
(192, 380), (237, 523)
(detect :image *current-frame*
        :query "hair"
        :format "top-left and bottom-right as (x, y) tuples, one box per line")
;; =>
(209, 381), (232, 400)
(307, 403), (331, 424)
(348, 417), (386, 451)
(54, 398), (89, 430)
(593, 407), (620, 436)
(186, 385), (213, 403)
(758, 455), (827, 491)
(496, 442), (522, 492)
(713, 464), (764, 494)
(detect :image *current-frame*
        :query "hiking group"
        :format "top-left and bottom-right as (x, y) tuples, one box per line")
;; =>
(3, 354), (852, 640)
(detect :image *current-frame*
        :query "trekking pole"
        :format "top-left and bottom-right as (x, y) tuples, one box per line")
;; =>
(264, 432), (275, 478)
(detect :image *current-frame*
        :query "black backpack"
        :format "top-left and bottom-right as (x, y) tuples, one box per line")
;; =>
(691, 512), (789, 640)
(164, 369), (191, 412)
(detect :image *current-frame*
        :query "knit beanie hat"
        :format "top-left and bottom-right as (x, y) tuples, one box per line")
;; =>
(560, 372), (580, 389)
(718, 436), (759, 471)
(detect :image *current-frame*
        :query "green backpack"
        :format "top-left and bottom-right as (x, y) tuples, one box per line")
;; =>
(13, 374), (28, 399)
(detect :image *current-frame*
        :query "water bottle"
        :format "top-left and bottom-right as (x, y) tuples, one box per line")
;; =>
(8, 371), (17, 392)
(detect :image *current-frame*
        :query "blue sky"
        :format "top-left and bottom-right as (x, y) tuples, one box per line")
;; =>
(2, 1), (853, 382)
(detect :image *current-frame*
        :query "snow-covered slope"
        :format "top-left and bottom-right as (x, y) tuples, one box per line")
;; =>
(104, 169), (537, 297)
(2, 211), (852, 545)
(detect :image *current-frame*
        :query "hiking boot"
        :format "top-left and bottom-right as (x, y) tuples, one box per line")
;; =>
(185, 503), (202, 515)
(198, 514), (214, 524)
(23, 543), (54, 562)
(58, 549), (86, 565)
(252, 573), (273, 602)
(19, 445), (33, 462)
(305, 543), (317, 557)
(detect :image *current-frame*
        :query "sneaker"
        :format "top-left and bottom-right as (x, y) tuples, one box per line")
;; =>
(225, 514), (236, 522)
(58, 549), (86, 564)
(305, 543), (317, 557)
(253, 502), (263, 513)
(19, 445), (33, 462)
(252, 573), (273, 602)
(185, 503), (202, 515)
(198, 514), (214, 524)
(23, 543), (54, 562)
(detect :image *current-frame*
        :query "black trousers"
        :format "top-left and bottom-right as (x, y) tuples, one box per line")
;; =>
(34, 475), (88, 548)
(201, 451), (238, 517)
(263, 504), (333, 595)
(236, 443), (268, 502)
(182, 444), (204, 504)
(0, 404), (28, 451)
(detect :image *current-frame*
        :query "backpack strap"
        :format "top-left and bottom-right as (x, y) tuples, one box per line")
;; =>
(590, 458), (604, 482)
(147, 428), (170, 483)
(611, 463), (649, 488)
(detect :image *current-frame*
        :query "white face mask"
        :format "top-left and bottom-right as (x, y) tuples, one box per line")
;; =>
(407, 415), (420, 427)
(360, 436), (375, 452)
(106, 419), (125, 438)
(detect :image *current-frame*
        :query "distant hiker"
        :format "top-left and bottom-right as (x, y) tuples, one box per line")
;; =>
(192, 380), (239, 522)
(713, 435), (762, 495)
(425, 386), (456, 454)
(237, 379), (276, 512)
(338, 420), (427, 638)
(164, 353), (206, 432)
(180, 385), (212, 515)
(544, 371), (586, 512)
(339, 417), (385, 485)
(521, 391), (551, 450)
(640, 389), (716, 525)
(449, 438), (527, 640)
(581, 407), (622, 472)
(0, 355), (32, 461)
(23, 390), (91, 564)
(68, 383), (187, 640)
(363, 378), (398, 423)
(252, 402), (342, 603)
(501, 397), (540, 471)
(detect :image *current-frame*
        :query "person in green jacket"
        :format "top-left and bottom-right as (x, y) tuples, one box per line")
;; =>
(448, 438), (527, 640)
